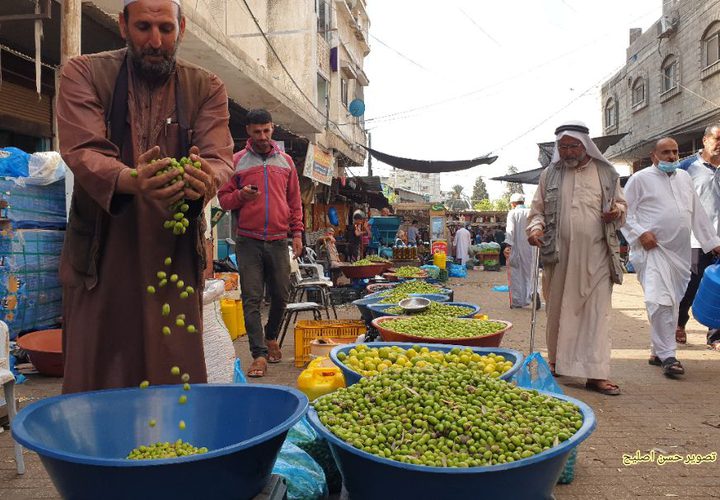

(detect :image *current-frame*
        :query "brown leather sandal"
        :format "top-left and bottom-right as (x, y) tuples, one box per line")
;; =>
(585, 379), (621, 396)
(247, 357), (268, 378)
(675, 327), (687, 344)
(266, 340), (282, 364)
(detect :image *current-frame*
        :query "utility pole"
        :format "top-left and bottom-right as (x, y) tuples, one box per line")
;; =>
(59, 0), (81, 218)
(367, 132), (372, 176)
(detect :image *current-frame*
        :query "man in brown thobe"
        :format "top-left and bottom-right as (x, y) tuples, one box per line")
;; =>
(527, 121), (626, 396)
(57, 0), (233, 393)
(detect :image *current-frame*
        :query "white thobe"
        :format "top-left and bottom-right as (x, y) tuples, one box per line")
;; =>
(528, 160), (627, 379)
(622, 166), (720, 360)
(505, 205), (533, 307)
(453, 227), (472, 265)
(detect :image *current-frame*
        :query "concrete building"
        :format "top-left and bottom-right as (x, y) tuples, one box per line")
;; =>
(0, 0), (368, 179)
(381, 169), (442, 202)
(600, 0), (720, 171)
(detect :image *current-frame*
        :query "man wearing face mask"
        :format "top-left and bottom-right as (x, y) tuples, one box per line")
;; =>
(527, 121), (626, 395)
(623, 138), (720, 378)
(56, 0), (234, 393)
(675, 124), (720, 350)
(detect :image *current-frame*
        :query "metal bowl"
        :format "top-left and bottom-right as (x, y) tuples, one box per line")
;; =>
(398, 297), (431, 313)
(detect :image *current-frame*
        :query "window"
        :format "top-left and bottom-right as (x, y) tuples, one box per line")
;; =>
(316, 0), (331, 42)
(661, 56), (678, 93)
(631, 78), (645, 106)
(604, 98), (616, 129)
(341, 78), (349, 108)
(703, 22), (720, 68)
(317, 74), (328, 115)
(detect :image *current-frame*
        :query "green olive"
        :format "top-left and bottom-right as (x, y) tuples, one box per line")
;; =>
(170, 366), (180, 376)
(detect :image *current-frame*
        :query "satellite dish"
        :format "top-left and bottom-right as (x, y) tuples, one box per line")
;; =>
(348, 99), (365, 117)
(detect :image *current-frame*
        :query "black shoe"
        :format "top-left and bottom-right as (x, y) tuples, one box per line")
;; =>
(661, 357), (684, 377)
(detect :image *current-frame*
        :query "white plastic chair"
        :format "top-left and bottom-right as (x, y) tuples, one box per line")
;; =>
(0, 320), (25, 474)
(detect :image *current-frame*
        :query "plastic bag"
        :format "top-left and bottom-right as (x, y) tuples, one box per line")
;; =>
(232, 358), (247, 384)
(419, 264), (440, 279)
(448, 263), (467, 278)
(287, 417), (342, 494)
(512, 352), (576, 483)
(0, 147), (30, 177)
(13, 152), (66, 187)
(272, 441), (328, 500)
(202, 301), (235, 383)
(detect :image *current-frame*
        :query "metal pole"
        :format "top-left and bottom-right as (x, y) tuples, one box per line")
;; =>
(367, 132), (372, 176)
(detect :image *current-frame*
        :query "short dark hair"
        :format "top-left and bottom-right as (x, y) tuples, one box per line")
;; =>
(412, 220), (418, 224)
(122, 4), (182, 23)
(246, 109), (273, 125)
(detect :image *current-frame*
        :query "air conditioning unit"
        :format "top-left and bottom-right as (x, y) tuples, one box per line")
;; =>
(658, 15), (677, 38)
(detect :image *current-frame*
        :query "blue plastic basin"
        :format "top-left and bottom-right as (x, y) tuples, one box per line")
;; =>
(330, 342), (523, 386)
(367, 301), (480, 320)
(308, 390), (595, 500)
(12, 384), (308, 500)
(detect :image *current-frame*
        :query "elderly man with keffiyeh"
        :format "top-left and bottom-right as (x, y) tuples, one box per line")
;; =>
(527, 121), (627, 396)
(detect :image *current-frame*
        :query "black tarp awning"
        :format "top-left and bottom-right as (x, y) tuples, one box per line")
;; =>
(338, 175), (390, 209)
(363, 146), (497, 173)
(491, 133), (628, 185)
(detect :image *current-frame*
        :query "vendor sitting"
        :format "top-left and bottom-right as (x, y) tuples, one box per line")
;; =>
(318, 228), (343, 284)
(395, 229), (409, 247)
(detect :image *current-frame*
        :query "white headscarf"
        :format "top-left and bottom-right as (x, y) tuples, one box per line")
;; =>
(550, 120), (613, 168)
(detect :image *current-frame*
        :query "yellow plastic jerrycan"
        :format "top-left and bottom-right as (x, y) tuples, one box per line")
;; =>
(433, 250), (447, 270)
(297, 357), (346, 401)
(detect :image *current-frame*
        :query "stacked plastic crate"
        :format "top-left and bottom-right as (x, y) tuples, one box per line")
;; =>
(0, 179), (66, 339)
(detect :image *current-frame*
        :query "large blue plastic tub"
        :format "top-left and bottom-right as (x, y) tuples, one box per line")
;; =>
(367, 301), (480, 320)
(330, 342), (523, 386)
(12, 384), (308, 500)
(308, 390), (595, 500)
(692, 264), (720, 328)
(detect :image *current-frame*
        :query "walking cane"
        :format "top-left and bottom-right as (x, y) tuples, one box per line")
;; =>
(529, 245), (541, 355)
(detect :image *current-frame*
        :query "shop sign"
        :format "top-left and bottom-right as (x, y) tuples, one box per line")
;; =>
(303, 143), (335, 186)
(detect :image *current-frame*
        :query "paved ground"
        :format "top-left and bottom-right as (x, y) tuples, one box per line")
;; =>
(2, 269), (720, 499)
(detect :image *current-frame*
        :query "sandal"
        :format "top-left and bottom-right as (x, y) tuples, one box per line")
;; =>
(266, 340), (282, 364)
(585, 379), (621, 396)
(648, 355), (662, 366)
(675, 327), (687, 344)
(661, 357), (684, 377)
(708, 340), (720, 352)
(549, 363), (558, 377)
(247, 357), (268, 378)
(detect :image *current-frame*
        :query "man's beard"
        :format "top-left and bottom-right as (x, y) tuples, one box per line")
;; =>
(127, 40), (178, 87)
(561, 152), (587, 169)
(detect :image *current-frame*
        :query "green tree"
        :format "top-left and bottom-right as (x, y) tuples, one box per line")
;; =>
(504, 165), (524, 200)
(471, 176), (488, 203)
(446, 185), (471, 211)
(473, 199), (493, 211)
(493, 198), (510, 211)
(451, 184), (464, 198)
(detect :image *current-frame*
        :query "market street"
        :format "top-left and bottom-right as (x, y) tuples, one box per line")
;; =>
(2, 270), (719, 499)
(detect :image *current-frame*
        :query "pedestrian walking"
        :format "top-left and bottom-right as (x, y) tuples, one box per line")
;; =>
(675, 124), (720, 350)
(217, 108), (304, 378)
(504, 193), (535, 308)
(623, 137), (720, 377)
(527, 120), (626, 395)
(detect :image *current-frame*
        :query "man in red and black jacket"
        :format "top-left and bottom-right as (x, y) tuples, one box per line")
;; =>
(218, 108), (303, 377)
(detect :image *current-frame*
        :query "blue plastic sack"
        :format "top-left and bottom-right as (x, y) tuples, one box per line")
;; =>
(0, 147), (30, 177)
(272, 441), (328, 500)
(448, 263), (467, 278)
(287, 417), (342, 494)
(512, 352), (576, 483)
(328, 207), (339, 226)
(492, 285), (509, 292)
(232, 358), (247, 384)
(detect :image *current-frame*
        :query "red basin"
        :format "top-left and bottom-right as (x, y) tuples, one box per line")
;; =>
(16, 329), (64, 377)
